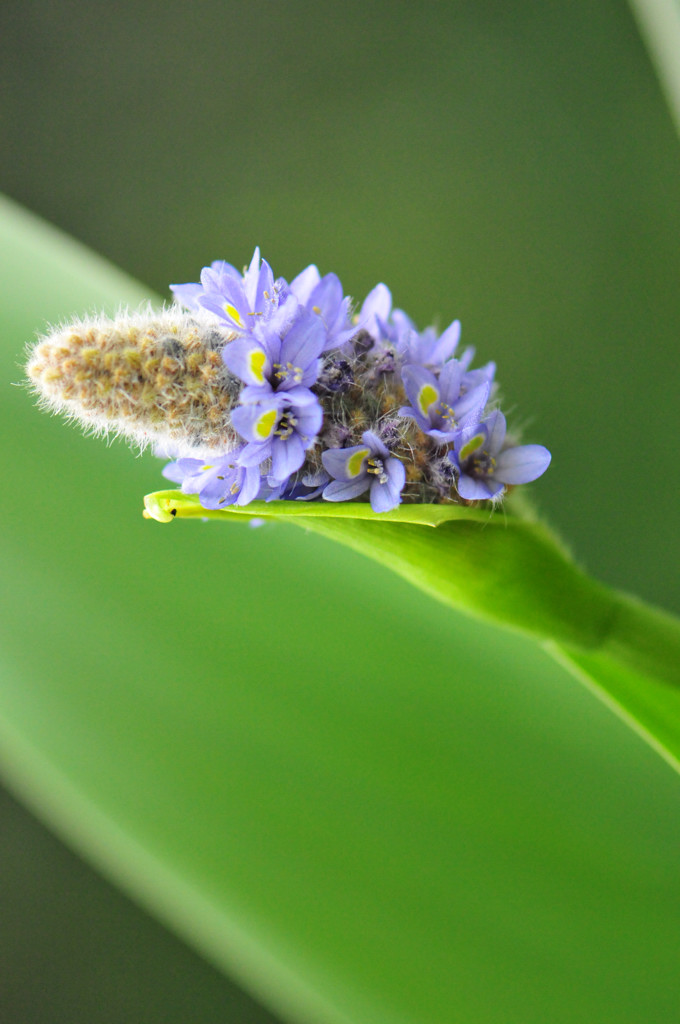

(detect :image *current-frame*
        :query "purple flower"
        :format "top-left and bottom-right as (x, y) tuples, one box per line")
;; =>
(232, 387), (323, 483)
(168, 279), (207, 312)
(265, 468), (331, 502)
(359, 293), (462, 373)
(222, 309), (326, 394)
(322, 431), (406, 513)
(288, 265), (357, 351)
(357, 283), (392, 342)
(399, 360), (490, 444)
(287, 264), (321, 305)
(156, 250), (552, 509)
(395, 316), (461, 369)
(450, 410), (551, 501)
(452, 345), (496, 393)
(162, 450), (262, 508)
(171, 249), (284, 332)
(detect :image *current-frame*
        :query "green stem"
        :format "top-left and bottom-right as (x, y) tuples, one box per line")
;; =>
(291, 515), (680, 684)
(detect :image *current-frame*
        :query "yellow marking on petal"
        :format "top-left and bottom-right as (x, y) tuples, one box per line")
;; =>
(347, 448), (370, 477)
(312, 305), (322, 315)
(418, 383), (439, 416)
(248, 349), (267, 383)
(255, 408), (278, 439)
(459, 433), (485, 460)
(224, 303), (244, 326)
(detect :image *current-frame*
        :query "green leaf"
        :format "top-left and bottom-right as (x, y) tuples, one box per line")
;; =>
(4, 196), (680, 1024)
(146, 490), (680, 701)
(143, 490), (499, 526)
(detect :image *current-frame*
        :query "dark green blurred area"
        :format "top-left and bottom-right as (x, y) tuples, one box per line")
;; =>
(1, 2), (680, 1023)
(0, 787), (278, 1024)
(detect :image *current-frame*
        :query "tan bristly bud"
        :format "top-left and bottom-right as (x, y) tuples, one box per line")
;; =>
(26, 307), (241, 457)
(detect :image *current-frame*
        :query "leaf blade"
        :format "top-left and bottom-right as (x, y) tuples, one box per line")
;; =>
(147, 491), (680, 691)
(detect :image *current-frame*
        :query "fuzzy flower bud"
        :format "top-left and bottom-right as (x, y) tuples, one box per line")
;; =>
(26, 308), (241, 457)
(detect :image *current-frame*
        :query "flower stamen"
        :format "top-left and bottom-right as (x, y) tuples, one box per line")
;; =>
(367, 457), (388, 484)
(274, 412), (298, 440)
(273, 361), (304, 384)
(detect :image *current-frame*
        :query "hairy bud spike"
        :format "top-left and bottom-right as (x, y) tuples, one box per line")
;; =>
(26, 308), (241, 456)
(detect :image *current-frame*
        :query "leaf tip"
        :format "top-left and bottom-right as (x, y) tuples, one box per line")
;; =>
(143, 491), (177, 523)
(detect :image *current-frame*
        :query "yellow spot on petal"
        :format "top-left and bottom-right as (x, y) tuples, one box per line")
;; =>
(459, 433), (485, 460)
(418, 383), (439, 416)
(347, 448), (369, 477)
(249, 349), (267, 383)
(224, 303), (244, 327)
(255, 408), (278, 439)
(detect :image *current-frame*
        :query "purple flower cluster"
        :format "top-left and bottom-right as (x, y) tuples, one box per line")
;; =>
(165, 250), (551, 512)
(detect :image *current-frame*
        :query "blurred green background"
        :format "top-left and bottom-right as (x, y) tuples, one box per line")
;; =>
(1, 1), (679, 1022)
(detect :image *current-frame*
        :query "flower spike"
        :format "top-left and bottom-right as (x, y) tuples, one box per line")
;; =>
(26, 252), (551, 512)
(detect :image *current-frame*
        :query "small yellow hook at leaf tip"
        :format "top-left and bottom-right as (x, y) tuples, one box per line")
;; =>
(143, 492), (176, 523)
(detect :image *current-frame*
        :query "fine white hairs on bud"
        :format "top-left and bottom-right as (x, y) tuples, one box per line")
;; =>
(26, 308), (241, 457)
